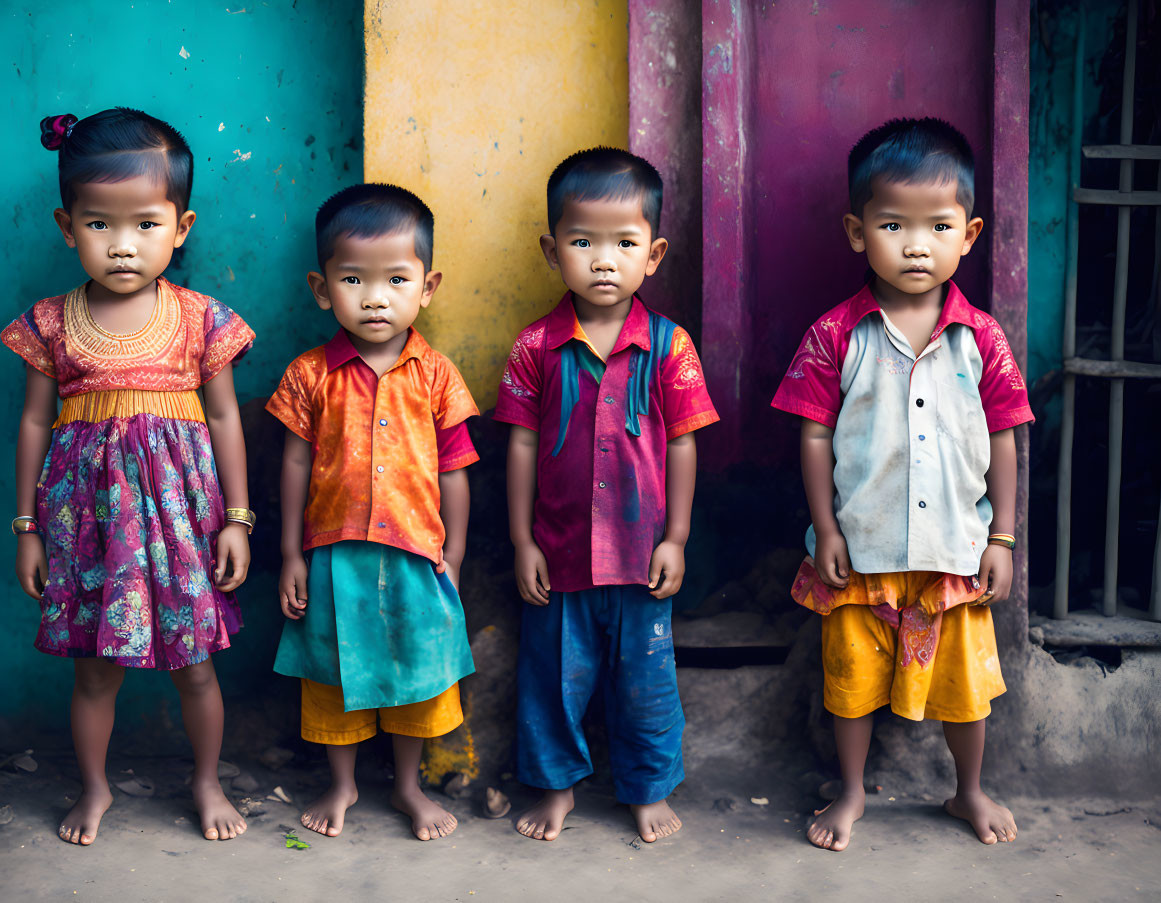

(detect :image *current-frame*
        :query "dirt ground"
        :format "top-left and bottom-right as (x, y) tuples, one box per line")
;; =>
(1, 751), (1158, 902)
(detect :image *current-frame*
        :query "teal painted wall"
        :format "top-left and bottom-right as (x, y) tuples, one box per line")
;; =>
(0, 1), (361, 742)
(1027, 0), (1120, 391)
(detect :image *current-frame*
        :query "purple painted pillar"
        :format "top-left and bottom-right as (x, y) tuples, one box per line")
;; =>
(990, 0), (1033, 642)
(628, 0), (703, 340)
(698, 0), (753, 469)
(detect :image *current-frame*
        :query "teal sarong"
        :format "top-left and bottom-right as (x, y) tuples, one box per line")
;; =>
(273, 541), (474, 711)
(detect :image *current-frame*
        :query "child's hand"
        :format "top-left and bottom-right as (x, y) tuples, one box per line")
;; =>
(15, 534), (48, 600)
(279, 555), (309, 619)
(815, 527), (851, 589)
(214, 523), (251, 592)
(514, 540), (551, 606)
(648, 540), (686, 599)
(435, 548), (462, 592)
(977, 544), (1013, 604)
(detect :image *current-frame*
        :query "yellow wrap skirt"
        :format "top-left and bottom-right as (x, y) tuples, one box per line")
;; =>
(792, 560), (1005, 723)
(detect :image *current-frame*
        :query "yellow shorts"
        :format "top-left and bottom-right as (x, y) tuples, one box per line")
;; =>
(300, 679), (463, 745)
(822, 602), (1005, 723)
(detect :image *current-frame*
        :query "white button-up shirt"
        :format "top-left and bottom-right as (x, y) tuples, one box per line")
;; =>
(772, 282), (1034, 576)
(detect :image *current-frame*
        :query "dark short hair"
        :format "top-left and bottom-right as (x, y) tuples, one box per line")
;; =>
(547, 147), (663, 237)
(848, 117), (975, 217)
(315, 183), (434, 271)
(41, 108), (194, 214)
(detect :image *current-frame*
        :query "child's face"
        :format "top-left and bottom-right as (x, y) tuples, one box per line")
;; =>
(540, 196), (667, 308)
(308, 230), (440, 350)
(53, 175), (195, 296)
(843, 177), (983, 297)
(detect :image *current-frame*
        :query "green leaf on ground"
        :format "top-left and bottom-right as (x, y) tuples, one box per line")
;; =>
(284, 830), (311, 850)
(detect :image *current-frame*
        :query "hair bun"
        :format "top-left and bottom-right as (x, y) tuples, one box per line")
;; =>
(40, 114), (78, 151)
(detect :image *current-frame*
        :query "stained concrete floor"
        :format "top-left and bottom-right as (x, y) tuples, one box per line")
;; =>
(0, 752), (1158, 902)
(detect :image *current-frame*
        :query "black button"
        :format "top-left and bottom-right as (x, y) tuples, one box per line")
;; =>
(599, 447), (609, 453)
(918, 501), (927, 508)
(916, 398), (924, 407)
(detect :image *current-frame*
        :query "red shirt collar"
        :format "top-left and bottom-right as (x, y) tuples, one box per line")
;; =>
(324, 327), (428, 372)
(930, 281), (976, 338)
(544, 291), (652, 356)
(848, 280), (974, 339)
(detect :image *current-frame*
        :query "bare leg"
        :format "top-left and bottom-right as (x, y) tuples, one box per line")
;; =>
(515, 787), (575, 841)
(942, 719), (1017, 844)
(630, 799), (682, 843)
(389, 735), (457, 840)
(807, 713), (871, 851)
(59, 659), (123, 845)
(301, 743), (359, 836)
(169, 658), (246, 841)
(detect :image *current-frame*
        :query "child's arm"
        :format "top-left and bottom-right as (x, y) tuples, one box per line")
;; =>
(438, 469), (470, 591)
(978, 427), (1016, 603)
(508, 425), (551, 605)
(277, 431), (312, 620)
(203, 365), (251, 592)
(648, 433), (696, 599)
(14, 368), (57, 600)
(801, 418), (850, 588)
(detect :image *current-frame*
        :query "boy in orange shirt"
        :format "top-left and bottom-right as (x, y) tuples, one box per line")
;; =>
(267, 184), (478, 841)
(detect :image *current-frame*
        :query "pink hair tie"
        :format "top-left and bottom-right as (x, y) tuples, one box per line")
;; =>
(40, 114), (78, 151)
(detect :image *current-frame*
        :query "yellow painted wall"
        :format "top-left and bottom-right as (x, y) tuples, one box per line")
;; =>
(364, 0), (629, 408)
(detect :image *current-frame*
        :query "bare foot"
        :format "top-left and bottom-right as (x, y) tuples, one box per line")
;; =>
(944, 790), (1017, 844)
(192, 779), (247, 841)
(515, 788), (574, 841)
(391, 785), (457, 841)
(630, 799), (682, 843)
(301, 784), (358, 837)
(807, 788), (865, 851)
(58, 786), (114, 845)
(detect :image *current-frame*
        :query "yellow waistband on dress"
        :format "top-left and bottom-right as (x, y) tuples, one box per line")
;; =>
(56, 389), (205, 426)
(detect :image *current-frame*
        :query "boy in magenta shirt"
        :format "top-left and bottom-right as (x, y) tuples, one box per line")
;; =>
(496, 148), (718, 843)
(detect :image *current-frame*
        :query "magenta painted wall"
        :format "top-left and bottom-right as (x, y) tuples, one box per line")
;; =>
(628, 0), (1032, 627)
(703, 0), (997, 465)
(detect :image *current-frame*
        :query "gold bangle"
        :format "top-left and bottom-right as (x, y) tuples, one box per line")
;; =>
(224, 508), (256, 535)
(11, 515), (39, 535)
(987, 533), (1015, 550)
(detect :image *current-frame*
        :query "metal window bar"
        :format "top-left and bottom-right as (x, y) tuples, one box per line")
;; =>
(1054, 0), (1161, 622)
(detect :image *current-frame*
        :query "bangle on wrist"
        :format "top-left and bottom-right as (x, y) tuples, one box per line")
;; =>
(12, 515), (39, 536)
(225, 507), (256, 535)
(987, 533), (1016, 550)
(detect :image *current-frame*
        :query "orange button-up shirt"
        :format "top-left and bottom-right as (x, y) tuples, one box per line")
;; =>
(266, 328), (479, 562)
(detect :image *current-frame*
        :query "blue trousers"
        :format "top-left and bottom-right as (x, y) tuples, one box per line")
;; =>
(516, 584), (685, 805)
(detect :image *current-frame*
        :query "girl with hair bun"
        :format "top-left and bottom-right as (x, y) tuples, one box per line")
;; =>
(4, 108), (255, 845)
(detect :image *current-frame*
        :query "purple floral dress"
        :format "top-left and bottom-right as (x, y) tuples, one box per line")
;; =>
(2, 278), (254, 669)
